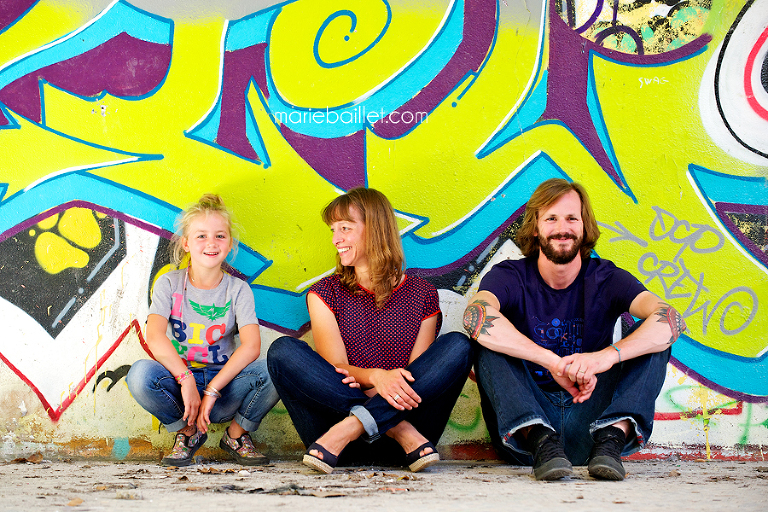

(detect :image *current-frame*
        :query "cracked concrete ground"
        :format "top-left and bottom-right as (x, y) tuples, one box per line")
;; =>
(1, 458), (767, 511)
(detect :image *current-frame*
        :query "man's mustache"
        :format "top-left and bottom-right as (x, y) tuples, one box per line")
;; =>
(547, 233), (578, 241)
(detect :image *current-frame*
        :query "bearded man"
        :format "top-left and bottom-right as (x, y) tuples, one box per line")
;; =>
(464, 179), (686, 481)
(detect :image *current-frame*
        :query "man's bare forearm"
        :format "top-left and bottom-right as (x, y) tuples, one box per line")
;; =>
(463, 294), (561, 370)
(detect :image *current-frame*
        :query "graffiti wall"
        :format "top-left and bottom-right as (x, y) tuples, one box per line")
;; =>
(1, 0), (766, 460)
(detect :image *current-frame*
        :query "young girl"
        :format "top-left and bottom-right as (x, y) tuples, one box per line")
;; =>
(127, 194), (278, 466)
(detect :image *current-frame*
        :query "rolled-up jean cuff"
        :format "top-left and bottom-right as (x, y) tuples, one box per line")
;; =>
(501, 419), (553, 455)
(590, 416), (642, 455)
(350, 405), (379, 442)
(234, 413), (258, 432)
(164, 418), (188, 433)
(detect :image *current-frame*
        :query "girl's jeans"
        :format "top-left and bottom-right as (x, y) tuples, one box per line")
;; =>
(126, 359), (279, 432)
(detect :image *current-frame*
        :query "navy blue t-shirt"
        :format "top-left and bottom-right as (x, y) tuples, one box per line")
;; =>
(479, 257), (647, 390)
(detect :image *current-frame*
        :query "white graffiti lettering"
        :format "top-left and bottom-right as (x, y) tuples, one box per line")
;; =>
(638, 76), (669, 88)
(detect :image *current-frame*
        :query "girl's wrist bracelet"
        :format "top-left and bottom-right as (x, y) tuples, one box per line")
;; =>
(204, 385), (222, 398)
(175, 369), (192, 384)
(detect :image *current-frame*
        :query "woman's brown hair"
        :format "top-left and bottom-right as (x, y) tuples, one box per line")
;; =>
(322, 187), (404, 308)
(515, 178), (600, 258)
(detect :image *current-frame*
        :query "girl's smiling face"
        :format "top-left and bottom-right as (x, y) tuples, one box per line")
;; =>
(330, 206), (368, 270)
(183, 213), (233, 271)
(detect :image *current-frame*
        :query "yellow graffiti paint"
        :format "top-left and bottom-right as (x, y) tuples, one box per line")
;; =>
(270, 0), (449, 107)
(0, 116), (137, 200)
(1, 0), (765, 363)
(34, 231), (89, 274)
(58, 208), (101, 249)
(37, 214), (59, 231)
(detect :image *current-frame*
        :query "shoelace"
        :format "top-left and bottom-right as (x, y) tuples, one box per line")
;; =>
(535, 433), (566, 461)
(592, 432), (624, 458)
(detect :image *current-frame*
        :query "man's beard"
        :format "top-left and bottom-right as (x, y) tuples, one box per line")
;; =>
(538, 233), (581, 265)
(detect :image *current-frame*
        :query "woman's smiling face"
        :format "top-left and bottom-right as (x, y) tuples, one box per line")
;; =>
(330, 206), (368, 270)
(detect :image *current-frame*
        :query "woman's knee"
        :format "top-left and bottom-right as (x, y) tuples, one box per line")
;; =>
(266, 336), (309, 383)
(435, 331), (474, 368)
(267, 336), (302, 363)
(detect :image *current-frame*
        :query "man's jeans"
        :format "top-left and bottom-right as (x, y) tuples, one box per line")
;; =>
(126, 359), (279, 433)
(267, 331), (474, 465)
(475, 344), (670, 465)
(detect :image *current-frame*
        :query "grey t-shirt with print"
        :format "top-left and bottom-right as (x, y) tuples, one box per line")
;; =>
(149, 269), (258, 366)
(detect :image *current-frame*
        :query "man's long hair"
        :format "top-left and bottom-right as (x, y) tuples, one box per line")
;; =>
(516, 179), (600, 259)
(322, 187), (404, 308)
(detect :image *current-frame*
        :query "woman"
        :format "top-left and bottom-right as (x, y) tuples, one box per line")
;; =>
(267, 187), (473, 473)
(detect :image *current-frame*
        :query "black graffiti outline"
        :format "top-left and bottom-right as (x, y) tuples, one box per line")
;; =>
(93, 364), (131, 392)
(714, 0), (768, 159)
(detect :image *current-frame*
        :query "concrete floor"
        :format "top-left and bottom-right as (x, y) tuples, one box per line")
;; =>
(1, 458), (767, 511)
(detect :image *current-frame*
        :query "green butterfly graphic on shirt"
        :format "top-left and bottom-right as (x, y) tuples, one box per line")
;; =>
(189, 299), (231, 321)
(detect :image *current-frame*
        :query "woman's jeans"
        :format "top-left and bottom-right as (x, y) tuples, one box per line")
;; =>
(267, 331), (474, 465)
(475, 344), (671, 466)
(126, 359), (279, 433)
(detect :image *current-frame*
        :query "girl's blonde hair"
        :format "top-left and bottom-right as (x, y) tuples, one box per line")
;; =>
(322, 187), (404, 308)
(170, 193), (238, 267)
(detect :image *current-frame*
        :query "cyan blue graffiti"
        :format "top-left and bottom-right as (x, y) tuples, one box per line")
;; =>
(263, 0), (465, 139)
(111, 437), (131, 460)
(403, 151), (568, 269)
(0, 0), (172, 127)
(689, 165), (768, 207)
(672, 333), (768, 398)
(185, 8), (281, 166)
(252, 283), (311, 333)
(688, 165), (768, 271)
(0, 172), (270, 281)
(313, 3), (393, 69)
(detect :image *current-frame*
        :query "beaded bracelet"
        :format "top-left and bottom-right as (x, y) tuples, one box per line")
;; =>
(204, 385), (222, 398)
(611, 344), (622, 363)
(175, 369), (192, 384)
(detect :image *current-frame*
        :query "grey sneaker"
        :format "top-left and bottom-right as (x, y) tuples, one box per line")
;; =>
(588, 426), (627, 480)
(219, 429), (269, 465)
(529, 426), (573, 481)
(161, 430), (207, 467)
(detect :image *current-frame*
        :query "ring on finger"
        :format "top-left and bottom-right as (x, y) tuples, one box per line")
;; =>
(578, 370), (586, 374)
(393, 394), (401, 401)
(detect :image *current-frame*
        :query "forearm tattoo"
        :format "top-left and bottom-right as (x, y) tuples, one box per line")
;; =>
(463, 300), (498, 340)
(655, 302), (687, 344)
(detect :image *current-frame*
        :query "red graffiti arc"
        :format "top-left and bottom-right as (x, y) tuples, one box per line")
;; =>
(743, 25), (768, 121)
(0, 319), (150, 421)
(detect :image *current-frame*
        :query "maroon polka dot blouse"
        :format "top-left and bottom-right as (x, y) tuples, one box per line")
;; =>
(308, 274), (442, 370)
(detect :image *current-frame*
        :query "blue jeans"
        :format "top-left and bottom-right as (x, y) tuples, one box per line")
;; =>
(267, 331), (474, 465)
(475, 343), (670, 465)
(126, 359), (279, 432)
